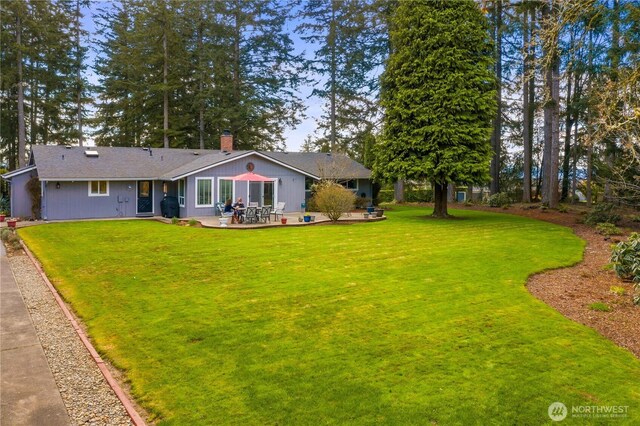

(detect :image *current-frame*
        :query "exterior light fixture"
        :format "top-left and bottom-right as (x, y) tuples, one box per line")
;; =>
(56, 182), (61, 189)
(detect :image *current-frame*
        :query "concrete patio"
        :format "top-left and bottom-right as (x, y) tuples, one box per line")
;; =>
(174, 211), (385, 229)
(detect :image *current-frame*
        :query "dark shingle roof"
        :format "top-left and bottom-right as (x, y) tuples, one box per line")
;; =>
(24, 145), (371, 181)
(261, 152), (371, 179)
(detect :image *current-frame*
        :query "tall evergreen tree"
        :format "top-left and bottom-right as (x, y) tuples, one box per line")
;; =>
(296, 0), (388, 158)
(374, 0), (496, 218)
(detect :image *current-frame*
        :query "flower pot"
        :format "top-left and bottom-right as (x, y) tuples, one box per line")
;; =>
(219, 217), (229, 227)
(366, 206), (375, 214)
(363, 213), (369, 219)
(281, 218), (288, 224)
(303, 216), (311, 223)
(309, 216), (315, 222)
(298, 217), (303, 222)
(375, 209), (384, 217)
(7, 219), (17, 228)
(0, 214), (5, 222)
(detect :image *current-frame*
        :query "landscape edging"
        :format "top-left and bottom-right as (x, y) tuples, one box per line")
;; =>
(19, 240), (147, 426)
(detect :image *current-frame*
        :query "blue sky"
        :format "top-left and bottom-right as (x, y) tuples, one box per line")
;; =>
(82, 1), (326, 151)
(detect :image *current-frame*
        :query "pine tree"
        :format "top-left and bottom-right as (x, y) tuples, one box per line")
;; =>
(374, 0), (496, 218)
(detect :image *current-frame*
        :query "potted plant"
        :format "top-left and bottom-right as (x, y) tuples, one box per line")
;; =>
(309, 215), (315, 222)
(281, 217), (288, 224)
(7, 218), (18, 228)
(303, 214), (311, 223)
(363, 213), (369, 219)
(366, 206), (375, 214)
(0, 211), (6, 222)
(298, 217), (303, 222)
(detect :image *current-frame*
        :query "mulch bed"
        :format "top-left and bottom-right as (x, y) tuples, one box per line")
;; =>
(461, 204), (640, 359)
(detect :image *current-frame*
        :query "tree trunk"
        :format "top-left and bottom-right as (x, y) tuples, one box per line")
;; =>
(541, 1), (560, 208)
(329, 0), (337, 152)
(522, 5), (533, 203)
(586, 144), (593, 206)
(561, 62), (573, 201)
(447, 183), (455, 203)
(163, 9), (169, 149)
(489, 0), (502, 195)
(17, 13), (26, 168)
(432, 182), (449, 218)
(198, 7), (204, 150)
(571, 117), (579, 202)
(393, 180), (404, 202)
(76, 0), (83, 147)
(549, 37), (560, 209)
(604, 0), (620, 201)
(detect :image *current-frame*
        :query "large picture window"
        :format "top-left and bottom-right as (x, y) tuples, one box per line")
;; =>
(178, 179), (185, 207)
(218, 179), (233, 204)
(195, 178), (213, 207)
(88, 181), (109, 196)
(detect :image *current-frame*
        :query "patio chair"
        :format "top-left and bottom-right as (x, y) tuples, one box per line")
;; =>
(260, 206), (271, 223)
(248, 201), (259, 208)
(245, 206), (258, 224)
(271, 202), (285, 220)
(216, 202), (235, 221)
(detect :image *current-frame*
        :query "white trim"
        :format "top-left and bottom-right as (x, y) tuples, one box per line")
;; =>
(169, 151), (320, 181)
(217, 177), (235, 205)
(246, 179), (278, 206)
(195, 177), (214, 208)
(1, 165), (37, 179)
(177, 179), (185, 207)
(88, 180), (110, 197)
(135, 180), (154, 214)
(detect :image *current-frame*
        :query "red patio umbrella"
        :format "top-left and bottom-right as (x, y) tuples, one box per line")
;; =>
(231, 171), (274, 182)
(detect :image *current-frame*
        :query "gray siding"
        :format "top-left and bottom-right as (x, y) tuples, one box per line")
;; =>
(44, 181), (138, 220)
(183, 154), (306, 217)
(9, 171), (36, 219)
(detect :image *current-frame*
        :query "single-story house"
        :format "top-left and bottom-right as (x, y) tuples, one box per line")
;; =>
(1, 137), (372, 221)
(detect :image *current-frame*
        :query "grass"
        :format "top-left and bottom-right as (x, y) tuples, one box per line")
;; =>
(19, 206), (640, 425)
(589, 302), (612, 312)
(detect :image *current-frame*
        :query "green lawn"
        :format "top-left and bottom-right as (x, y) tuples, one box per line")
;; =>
(19, 206), (640, 425)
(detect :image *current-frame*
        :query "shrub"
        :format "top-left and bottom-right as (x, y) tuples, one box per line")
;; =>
(0, 196), (9, 215)
(610, 286), (626, 296)
(589, 302), (611, 312)
(405, 188), (433, 203)
(595, 222), (621, 237)
(188, 219), (198, 227)
(0, 228), (21, 250)
(610, 232), (640, 305)
(585, 203), (621, 226)
(558, 205), (568, 213)
(171, 217), (179, 225)
(311, 181), (356, 222)
(630, 215), (640, 223)
(376, 189), (394, 204)
(354, 197), (372, 209)
(487, 192), (510, 208)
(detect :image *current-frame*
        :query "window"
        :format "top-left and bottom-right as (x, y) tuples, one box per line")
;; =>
(88, 181), (109, 196)
(341, 179), (358, 191)
(218, 179), (233, 204)
(195, 178), (213, 207)
(178, 179), (185, 207)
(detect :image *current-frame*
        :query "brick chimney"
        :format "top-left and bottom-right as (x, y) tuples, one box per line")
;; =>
(220, 130), (233, 152)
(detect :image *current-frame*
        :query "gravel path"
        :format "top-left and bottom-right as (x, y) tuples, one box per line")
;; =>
(7, 251), (133, 426)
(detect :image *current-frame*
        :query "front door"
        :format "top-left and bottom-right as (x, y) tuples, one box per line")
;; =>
(137, 181), (153, 214)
